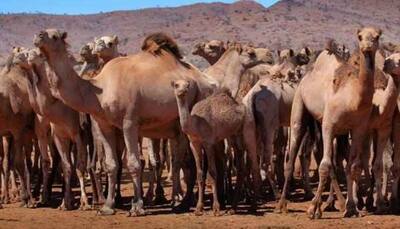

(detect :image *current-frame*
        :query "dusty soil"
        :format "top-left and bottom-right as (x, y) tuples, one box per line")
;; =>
(1, 172), (400, 229)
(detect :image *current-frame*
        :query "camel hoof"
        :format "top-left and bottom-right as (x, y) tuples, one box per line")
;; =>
(227, 209), (236, 215)
(274, 199), (288, 214)
(128, 208), (146, 217)
(194, 209), (203, 216)
(96, 206), (115, 216)
(306, 203), (322, 219)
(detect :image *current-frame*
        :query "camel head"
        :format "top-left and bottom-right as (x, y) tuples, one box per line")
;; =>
(235, 44), (273, 69)
(383, 53), (400, 77)
(27, 48), (46, 67)
(92, 36), (119, 57)
(80, 41), (97, 60)
(325, 39), (350, 62)
(357, 27), (382, 55)
(296, 47), (313, 65)
(11, 47), (30, 70)
(33, 29), (68, 54)
(192, 40), (226, 60)
(171, 80), (191, 99)
(277, 49), (295, 63)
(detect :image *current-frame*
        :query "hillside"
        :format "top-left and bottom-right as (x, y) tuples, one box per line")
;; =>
(0, 0), (399, 68)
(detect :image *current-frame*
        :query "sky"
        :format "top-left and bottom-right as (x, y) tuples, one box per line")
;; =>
(0, 0), (278, 15)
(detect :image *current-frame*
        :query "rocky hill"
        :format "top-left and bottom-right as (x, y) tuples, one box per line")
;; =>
(0, 0), (399, 68)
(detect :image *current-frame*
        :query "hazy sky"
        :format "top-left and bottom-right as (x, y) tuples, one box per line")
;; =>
(0, 0), (279, 15)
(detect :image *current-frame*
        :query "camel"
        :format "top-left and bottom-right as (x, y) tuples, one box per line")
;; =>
(33, 29), (218, 216)
(192, 40), (226, 65)
(93, 36), (121, 64)
(13, 47), (103, 210)
(276, 27), (382, 219)
(171, 80), (260, 215)
(390, 53), (400, 212)
(0, 50), (36, 208)
(79, 41), (100, 78)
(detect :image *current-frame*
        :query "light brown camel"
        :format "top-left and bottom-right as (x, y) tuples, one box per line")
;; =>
(192, 40), (226, 65)
(277, 27), (382, 219)
(79, 41), (100, 78)
(13, 48), (104, 210)
(34, 29), (216, 216)
(171, 80), (260, 216)
(93, 35), (121, 64)
(390, 53), (400, 212)
(0, 50), (36, 208)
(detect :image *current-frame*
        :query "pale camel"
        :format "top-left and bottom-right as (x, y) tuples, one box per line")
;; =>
(93, 35), (121, 64)
(276, 27), (382, 219)
(13, 48), (104, 210)
(192, 40), (226, 65)
(33, 30), (216, 216)
(0, 50), (36, 208)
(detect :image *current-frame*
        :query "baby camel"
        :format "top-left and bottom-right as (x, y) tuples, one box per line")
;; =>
(171, 80), (259, 216)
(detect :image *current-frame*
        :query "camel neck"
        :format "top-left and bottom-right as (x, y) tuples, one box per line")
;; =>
(176, 97), (193, 135)
(44, 48), (101, 114)
(358, 50), (375, 100)
(210, 50), (245, 97)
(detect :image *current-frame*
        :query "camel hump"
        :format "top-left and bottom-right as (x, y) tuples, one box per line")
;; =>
(141, 32), (183, 59)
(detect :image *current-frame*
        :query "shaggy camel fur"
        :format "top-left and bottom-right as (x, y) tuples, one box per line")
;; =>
(34, 29), (216, 216)
(277, 27), (382, 219)
(172, 80), (259, 215)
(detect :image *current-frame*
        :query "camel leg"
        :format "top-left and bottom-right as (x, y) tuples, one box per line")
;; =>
(372, 127), (391, 214)
(122, 118), (145, 217)
(2, 137), (11, 204)
(154, 139), (167, 204)
(13, 137), (32, 208)
(299, 130), (314, 201)
(391, 111), (400, 213)
(229, 137), (245, 214)
(145, 138), (159, 205)
(205, 144), (221, 216)
(96, 124), (118, 215)
(53, 135), (74, 210)
(190, 141), (204, 215)
(306, 121), (335, 219)
(276, 93), (309, 213)
(74, 133), (90, 210)
(91, 121), (106, 205)
(342, 126), (367, 218)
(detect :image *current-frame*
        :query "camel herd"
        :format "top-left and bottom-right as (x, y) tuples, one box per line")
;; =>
(0, 26), (400, 220)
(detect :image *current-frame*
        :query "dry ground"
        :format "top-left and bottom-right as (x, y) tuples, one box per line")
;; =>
(1, 170), (400, 229)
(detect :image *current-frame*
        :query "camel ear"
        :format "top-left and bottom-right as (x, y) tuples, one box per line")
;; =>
(94, 37), (98, 42)
(357, 28), (361, 35)
(377, 29), (382, 38)
(61, 31), (68, 40)
(277, 50), (281, 57)
(289, 49), (294, 57)
(305, 47), (312, 56)
(113, 35), (119, 45)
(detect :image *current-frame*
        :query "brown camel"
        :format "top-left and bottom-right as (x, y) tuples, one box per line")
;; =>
(276, 27), (382, 219)
(0, 50), (36, 208)
(192, 40), (226, 65)
(390, 53), (400, 212)
(33, 29), (216, 216)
